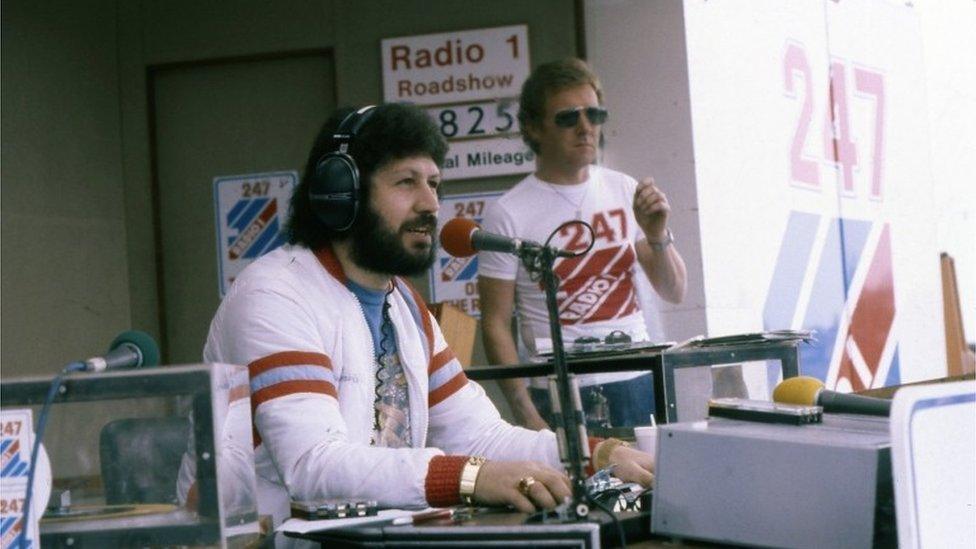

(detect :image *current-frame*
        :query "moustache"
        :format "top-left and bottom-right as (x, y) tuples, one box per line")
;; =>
(400, 213), (438, 233)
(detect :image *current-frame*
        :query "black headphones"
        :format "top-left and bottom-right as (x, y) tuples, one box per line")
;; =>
(309, 105), (377, 231)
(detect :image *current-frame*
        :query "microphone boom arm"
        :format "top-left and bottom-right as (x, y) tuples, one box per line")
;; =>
(522, 246), (591, 518)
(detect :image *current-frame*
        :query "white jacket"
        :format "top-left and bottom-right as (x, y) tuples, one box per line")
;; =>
(203, 245), (560, 525)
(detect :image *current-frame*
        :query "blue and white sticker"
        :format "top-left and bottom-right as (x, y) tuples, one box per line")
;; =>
(1, 409), (36, 549)
(0, 410), (31, 484)
(1, 482), (33, 549)
(214, 171), (297, 296)
(429, 191), (502, 318)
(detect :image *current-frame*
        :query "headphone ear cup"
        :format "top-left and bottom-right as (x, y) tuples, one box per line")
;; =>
(309, 152), (360, 231)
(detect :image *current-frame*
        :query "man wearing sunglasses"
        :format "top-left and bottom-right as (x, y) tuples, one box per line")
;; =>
(479, 58), (687, 432)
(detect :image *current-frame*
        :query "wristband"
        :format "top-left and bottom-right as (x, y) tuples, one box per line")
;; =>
(459, 456), (487, 506)
(647, 228), (674, 251)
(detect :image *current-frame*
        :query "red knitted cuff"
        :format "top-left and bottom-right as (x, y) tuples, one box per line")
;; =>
(425, 455), (468, 507)
(586, 436), (604, 476)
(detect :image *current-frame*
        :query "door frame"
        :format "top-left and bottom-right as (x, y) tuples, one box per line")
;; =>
(146, 48), (336, 361)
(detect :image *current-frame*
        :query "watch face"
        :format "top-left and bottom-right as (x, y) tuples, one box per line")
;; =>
(651, 229), (673, 248)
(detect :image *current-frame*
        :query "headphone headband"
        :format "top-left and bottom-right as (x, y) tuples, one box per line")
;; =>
(333, 105), (376, 154)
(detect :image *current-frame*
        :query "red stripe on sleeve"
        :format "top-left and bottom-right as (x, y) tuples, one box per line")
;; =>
(428, 372), (468, 407)
(249, 380), (337, 447)
(248, 351), (332, 377)
(429, 348), (457, 375)
(251, 380), (337, 408)
(228, 383), (250, 403)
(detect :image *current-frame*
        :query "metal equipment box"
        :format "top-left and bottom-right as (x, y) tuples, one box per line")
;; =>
(651, 414), (894, 548)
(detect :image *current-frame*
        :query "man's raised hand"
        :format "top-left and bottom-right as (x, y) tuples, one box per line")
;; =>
(633, 177), (671, 241)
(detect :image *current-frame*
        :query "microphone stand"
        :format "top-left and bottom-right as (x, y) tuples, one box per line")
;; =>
(519, 244), (591, 520)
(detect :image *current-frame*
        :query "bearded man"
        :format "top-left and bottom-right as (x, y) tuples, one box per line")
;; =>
(202, 103), (653, 526)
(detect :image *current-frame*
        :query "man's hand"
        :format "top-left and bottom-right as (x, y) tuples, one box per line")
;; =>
(632, 177), (687, 303)
(609, 444), (654, 487)
(473, 460), (573, 513)
(633, 177), (671, 241)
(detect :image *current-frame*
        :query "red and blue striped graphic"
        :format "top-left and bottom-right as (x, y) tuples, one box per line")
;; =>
(1, 515), (30, 548)
(0, 438), (28, 479)
(763, 211), (900, 391)
(225, 197), (287, 261)
(439, 255), (478, 282)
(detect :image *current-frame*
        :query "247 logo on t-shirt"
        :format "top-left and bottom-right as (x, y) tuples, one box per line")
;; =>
(544, 208), (639, 325)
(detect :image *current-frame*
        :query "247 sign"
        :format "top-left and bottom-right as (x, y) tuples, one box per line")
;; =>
(783, 41), (885, 198)
(766, 42), (898, 392)
(429, 192), (502, 317)
(213, 172), (297, 296)
(1, 409), (35, 549)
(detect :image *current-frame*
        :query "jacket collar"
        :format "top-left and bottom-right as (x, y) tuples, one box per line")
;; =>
(313, 246), (347, 285)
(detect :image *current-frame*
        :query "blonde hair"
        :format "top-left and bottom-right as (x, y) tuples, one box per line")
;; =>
(518, 58), (604, 153)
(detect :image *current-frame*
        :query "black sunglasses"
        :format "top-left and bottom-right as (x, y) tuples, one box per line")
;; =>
(553, 106), (609, 128)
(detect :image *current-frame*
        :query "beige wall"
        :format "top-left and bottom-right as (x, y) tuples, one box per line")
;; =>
(2, 0), (579, 478)
(2, 0), (131, 377)
(2, 0), (579, 377)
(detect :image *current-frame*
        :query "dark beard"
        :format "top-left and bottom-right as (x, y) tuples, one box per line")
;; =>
(348, 205), (437, 277)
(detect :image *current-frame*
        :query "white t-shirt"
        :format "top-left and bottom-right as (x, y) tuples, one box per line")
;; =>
(479, 166), (650, 387)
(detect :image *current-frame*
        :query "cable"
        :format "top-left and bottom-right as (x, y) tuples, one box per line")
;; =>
(544, 219), (595, 257)
(586, 489), (627, 548)
(20, 361), (86, 549)
(526, 220), (596, 282)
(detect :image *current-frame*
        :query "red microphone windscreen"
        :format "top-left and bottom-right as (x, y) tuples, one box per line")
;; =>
(440, 217), (479, 257)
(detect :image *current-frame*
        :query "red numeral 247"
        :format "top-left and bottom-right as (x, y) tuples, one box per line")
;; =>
(783, 42), (885, 199)
(560, 209), (627, 251)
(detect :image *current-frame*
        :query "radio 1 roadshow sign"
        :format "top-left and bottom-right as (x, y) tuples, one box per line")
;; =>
(382, 25), (534, 180)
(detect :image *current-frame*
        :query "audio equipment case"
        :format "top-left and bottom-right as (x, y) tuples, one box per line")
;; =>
(652, 414), (895, 548)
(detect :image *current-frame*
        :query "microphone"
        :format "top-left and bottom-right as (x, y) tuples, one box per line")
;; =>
(83, 330), (161, 372)
(439, 217), (574, 258)
(772, 376), (891, 416)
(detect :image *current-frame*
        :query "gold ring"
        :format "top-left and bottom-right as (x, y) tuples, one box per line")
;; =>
(517, 476), (537, 496)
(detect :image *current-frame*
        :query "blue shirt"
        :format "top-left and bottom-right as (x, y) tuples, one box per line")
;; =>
(346, 280), (398, 359)
(345, 279), (411, 447)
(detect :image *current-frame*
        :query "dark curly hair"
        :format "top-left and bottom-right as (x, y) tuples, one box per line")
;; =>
(287, 102), (448, 250)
